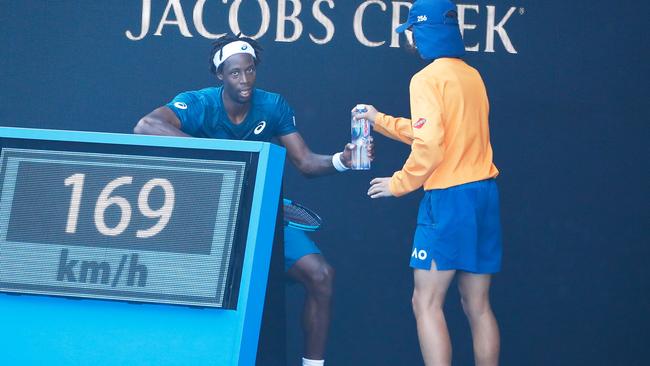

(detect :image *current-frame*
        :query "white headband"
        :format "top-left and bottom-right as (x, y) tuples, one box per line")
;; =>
(213, 40), (256, 71)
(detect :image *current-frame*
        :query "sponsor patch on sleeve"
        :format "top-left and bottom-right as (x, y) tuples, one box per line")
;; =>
(173, 102), (188, 110)
(413, 118), (427, 129)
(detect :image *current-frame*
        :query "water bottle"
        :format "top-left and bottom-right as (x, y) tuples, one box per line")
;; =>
(351, 107), (371, 170)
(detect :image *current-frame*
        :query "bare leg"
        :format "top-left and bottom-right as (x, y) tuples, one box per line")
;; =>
(287, 254), (334, 360)
(412, 262), (456, 366)
(457, 272), (500, 366)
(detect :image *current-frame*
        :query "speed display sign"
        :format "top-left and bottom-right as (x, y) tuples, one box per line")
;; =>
(0, 134), (255, 308)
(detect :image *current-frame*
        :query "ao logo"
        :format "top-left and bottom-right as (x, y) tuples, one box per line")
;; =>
(254, 121), (266, 135)
(173, 102), (188, 110)
(411, 248), (428, 260)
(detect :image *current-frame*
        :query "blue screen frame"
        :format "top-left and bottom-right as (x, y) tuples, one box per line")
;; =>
(0, 127), (286, 366)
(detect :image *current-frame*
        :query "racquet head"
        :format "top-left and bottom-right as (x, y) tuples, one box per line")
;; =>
(283, 198), (322, 232)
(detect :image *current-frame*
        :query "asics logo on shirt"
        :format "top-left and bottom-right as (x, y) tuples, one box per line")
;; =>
(254, 121), (267, 135)
(411, 248), (428, 260)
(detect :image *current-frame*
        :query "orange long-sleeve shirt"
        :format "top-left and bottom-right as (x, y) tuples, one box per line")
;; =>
(374, 58), (499, 196)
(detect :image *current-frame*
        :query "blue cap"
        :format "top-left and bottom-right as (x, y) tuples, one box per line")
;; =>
(395, 0), (465, 61)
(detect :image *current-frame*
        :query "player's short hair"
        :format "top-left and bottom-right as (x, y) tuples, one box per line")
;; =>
(209, 34), (263, 75)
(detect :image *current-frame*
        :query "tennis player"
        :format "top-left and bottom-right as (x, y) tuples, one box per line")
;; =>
(355, 0), (502, 365)
(134, 34), (368, 366)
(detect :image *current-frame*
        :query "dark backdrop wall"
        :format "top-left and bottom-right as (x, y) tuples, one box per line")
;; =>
(1, 1), (648, 365)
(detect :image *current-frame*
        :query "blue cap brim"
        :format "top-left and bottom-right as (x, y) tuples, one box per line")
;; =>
(395, 21), (412, 33)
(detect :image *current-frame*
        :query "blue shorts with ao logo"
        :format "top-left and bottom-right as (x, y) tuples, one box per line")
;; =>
(411, 179), (502, 274)
(284, 226), (321, 271)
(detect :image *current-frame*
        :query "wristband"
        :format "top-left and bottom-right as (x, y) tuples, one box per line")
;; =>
(332, 152), (349, 172)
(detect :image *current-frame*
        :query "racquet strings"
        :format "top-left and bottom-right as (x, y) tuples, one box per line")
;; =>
(284, 203), (321, 227)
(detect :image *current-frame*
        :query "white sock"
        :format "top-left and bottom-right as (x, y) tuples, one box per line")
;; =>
(302, 357), (324, 366)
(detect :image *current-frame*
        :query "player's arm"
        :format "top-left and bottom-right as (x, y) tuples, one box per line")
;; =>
(353, 104), (414, 145)
(278, 132), (356, 177)
(134, 106), (189, 137)
(274, 96), (372, 177)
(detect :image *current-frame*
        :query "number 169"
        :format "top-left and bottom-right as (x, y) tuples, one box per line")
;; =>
(64, 173), (175, 238)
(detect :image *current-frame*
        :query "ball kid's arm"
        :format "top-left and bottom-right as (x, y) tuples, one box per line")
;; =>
(354, 104), (414, 145)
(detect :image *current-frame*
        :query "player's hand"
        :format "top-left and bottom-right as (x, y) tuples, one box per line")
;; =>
(340, 136), (374, 168)
(351, 104), (379, 127)
(340, 143), (354, 168)
(368, 177), (394, 198)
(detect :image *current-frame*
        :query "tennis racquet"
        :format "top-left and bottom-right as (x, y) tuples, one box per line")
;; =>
(283, 198), (322, 232)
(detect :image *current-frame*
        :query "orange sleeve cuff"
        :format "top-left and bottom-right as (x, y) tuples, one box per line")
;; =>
(388, 173), (406, 197)
(373, 112), (389, 135)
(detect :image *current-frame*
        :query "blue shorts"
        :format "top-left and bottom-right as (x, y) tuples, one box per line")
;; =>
(284, 226), (321, 271)
(411, 179), (502, 274)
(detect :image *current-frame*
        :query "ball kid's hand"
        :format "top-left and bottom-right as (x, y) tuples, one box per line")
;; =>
(351, 104), (379, 127)
(368, 177), (394, 198)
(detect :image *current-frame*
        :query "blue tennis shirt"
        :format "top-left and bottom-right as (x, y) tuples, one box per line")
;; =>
(166, 86), (297, 141)
(166, 86), (319, 271)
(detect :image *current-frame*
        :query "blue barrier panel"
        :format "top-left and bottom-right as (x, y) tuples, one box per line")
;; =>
(0, 127), (285, 365)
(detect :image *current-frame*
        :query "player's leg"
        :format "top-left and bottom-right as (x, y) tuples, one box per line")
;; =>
(457, 272), (499, 366)
(287, 253), (334, 360)
(284, 227), (333, 362)
(412, 263), (456, 366)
